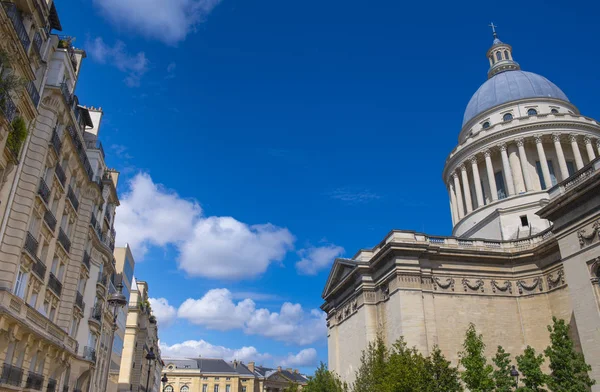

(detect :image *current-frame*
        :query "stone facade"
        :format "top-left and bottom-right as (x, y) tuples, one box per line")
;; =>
(322, 32), (600, 389)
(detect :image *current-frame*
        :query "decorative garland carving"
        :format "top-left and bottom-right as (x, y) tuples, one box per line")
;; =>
(462, 278), (485, 292)
(491, 280), (512, 294)
(578, 220), (599, 247)
(335, 297), (359, 324)
(517, 277), (543, 294)
(547, 269), (565, 290)
(434, 277), (455, 291)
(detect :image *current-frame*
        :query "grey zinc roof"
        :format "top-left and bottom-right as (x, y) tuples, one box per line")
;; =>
(196, 358), (236, 373)
(165, 359), (199, 369)
(463, 70), (569, 126)
(233, 363), (255, 376)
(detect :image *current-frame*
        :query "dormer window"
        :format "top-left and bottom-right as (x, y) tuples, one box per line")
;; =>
(482, 121), (490, 129)
(503, 113), (513, 122)
(527, 109), (538, 116)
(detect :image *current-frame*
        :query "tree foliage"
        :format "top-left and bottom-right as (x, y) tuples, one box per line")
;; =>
(6, 116), (27, 156)
(516, 346), (546, 392)
(423, 346), (463, 392)
(459, 324), (494, 392)
(353, 335), (388, 392)
(492, 346), (516, 392)
(303, 363), (347, 392)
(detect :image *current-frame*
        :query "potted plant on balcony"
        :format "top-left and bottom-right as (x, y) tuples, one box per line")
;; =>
(57, 36), (73, 49)
(6, 116), (27, 157)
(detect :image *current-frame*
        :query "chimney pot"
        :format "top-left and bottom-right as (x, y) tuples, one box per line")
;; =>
(277, 366), (282, 372)
(248, 362), (255, 372)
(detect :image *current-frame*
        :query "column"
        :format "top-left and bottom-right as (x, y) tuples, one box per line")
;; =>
(516, 138), (533, 192)
(460, 165), (473, 214)
(597, 140), (600, 157)
(499, 143), (515, 196)
(470, 156), (484, 208)
(452, 172), (464, 219)
(508, 144), (525, 193)
(535, 135), (552, 190)
(484, 150), (498, 201)
(553, 133), (569, 180)
(584, 136), (596, 161)
(448, 183), (458, 225)
(570, 134), (584, 170)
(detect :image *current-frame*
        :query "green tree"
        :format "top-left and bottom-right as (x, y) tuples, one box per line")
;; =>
(515, 346), (546, 392)
(459, 324), (494, 392)
(282, 381), (299, 392)
(353, 335), (388, 392)
(544, 317), (595, 392)
(303, 363), (347, 392)
(385, 337), (427, 391)
(492, 346), (516, 392)
(423, 346), (463, 392)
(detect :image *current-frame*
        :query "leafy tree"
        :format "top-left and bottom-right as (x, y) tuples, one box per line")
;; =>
(492, 346), (516, 392)
(282, 381), (299, 392)
(6, 116), (27, 156)
(385, 337), (427, 391)
(423, 346), (463, 392)
(515, 346), (546, 392)
(303, 363), (347, 392)
(544, 317), (595, 392)
(0, 50), (25, 100)
(353, 335), (388, 392)
(459, 324), (494, 392)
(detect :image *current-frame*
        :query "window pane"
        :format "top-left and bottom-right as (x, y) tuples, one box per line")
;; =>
(547, 160), (557, 186)
(495, 171), (506, 200)
(536, 161), (547, 189)
(566, 161), (576, 177)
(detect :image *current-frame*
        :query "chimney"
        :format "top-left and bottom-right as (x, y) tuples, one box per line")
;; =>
(286, 368), (292, 372)
(248, 362), (255, 372)
(277, 366), (282, 372)
(294, 369), (298, 374)
(233, 360), (238, 369)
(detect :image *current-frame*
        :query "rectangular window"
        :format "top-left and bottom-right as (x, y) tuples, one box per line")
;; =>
(226, 385), (230, 392)
(215, 378), (220, 381)
(242, 387), (247, 392)
(49, 305), (56, 322)
(14, 268), (28, 299)
(520, 215), (529, 227)
(214, 386), (219, 392)
(28, 291), (38, 307)
(494, 171), (506, 200)
(536, 161), (546, 189)
(226, 378), (231, 381)
(548, 160), (557, 186)
(566, 161), (576, 177)
(202, 386), (207, 392)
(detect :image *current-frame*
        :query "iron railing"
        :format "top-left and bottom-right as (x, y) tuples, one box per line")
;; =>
(0, 92), (17, 124)
(59, 82), (72, 106)
(66, 126), (94, 181)
(75, 291), (84, 310)
(26, 80), (40, 108)
(82, 251), (90, 270)
(50, 127), (62, 155)
(24, 231), (39, 259)
(57, 228), (71, 253)
(25, 371), (44, 390)
(67, 185), (79, 211)
(47, 378), (57, 392)
(31, 256), (46, 280)
(32, 31), (42, 55)
(48, 272), (62, 297)
(43, 209), (57, 232)
(54, 164), (66, 187)
(0, 363), (23, 386)
(97, 272), (108, 287)
(82, 346), (96, 362)
(38, 177), (50, 204)
(90, 304), (102, 323)
(2, 2), (31, 52)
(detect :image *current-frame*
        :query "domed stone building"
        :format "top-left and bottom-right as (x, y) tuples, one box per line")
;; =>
(322, 30), (600, 388)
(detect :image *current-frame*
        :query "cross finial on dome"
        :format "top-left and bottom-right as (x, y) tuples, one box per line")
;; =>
(489, 22), (498, 38)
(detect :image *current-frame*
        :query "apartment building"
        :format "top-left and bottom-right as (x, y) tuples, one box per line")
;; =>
(117, 279), (163, 392)
(0, 1), (123, 391)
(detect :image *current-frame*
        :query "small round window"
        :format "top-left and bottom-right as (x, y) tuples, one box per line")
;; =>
(527, 109), (538, 116)
(503, 113), (513, 122)
(482, 121), (490, 129)
(164, 386), (174, 392)
(551, 109), (559, 114)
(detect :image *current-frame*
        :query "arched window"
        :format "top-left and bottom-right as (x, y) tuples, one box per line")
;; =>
(164, 386), (173, 392)
(181, 387), (189, 392)
(496, 52), (502, 61)
(482, 121), (490, 129)
(551, 109), (559, 114)
(503, 113), (513, 122)
(504, 50), (509, 60)
(527, 109), (538, 116)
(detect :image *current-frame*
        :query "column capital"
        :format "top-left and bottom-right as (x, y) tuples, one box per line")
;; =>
(515, 138), (524, 147)
(484, 149), (492, 158)
(583, 136), (592, 145)
(569, 134), (579, 143)
(452, 172), (459, 179)
(534, 134), (543, 144)
(596, 139), (600, 148)
(469, 155), (479, 164)
(552, 133), (562, 143)
(460, 164), (467, 172)
(497, 143), (507, 152)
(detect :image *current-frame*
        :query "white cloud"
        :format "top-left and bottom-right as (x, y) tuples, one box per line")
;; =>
(295, 245), (344, 275)
(149, 298), (177, 327)
(160, 339), (271, 363)
(86, 37), (149, 87)
(280, 348), (318, 367)
(177, 289), (327, 345)
(93, 0), (223, 45)
(115, 173), (294, 280)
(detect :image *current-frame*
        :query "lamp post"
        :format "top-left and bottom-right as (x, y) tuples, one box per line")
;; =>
(103, 282), (127, 391)
(161, 374), (168, 392)
(145, 347), (156, 392)
(510, 365), (519, 388)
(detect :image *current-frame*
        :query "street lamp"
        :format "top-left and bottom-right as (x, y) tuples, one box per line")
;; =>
(103, 282), (128, 391)
(145, 347), (156, 391)
(161, 374), (168, 391)
(510, 365), (519, 387)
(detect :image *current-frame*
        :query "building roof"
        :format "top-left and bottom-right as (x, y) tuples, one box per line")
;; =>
(254, 366), (309, 383)
(163, 358), (252, 374)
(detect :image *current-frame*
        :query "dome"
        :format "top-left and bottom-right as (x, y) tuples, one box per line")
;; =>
(462, 70), (569, 126)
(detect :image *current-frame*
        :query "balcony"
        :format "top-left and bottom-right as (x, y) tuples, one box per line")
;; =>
(57, 228), (71, 253)
(66, 126), (94, 181)
(54, 164), (66, 188)
(90, 304), (102, 324)
(50, 127), (62, 155)
(38, 177), (51, 204)
(75, 291), (84, 310)
(43, 210), (57, 232)
(67, 185), (79, 211)
(32, 31), (42, 56)
(59, 82), (72, 106)
(0, 92), (17, 124)
(26, 80), (40, 108)
(58, 37), (78, 72)
(97, 272), (107, 287)
(31, 256), (46, 280)
(25, 371), (44, 390)
(2, 2), (31, 52)
(47, 378), (57, 392)
(85, 140), (105, 159)
(48, 272), (62, 297)
(82, 346), (96, 363)
(82, 251), (90, 271)
(0, 363), (23, 386)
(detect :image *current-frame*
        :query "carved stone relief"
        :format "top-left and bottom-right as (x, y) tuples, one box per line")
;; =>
(434, 277), (455, 291)
(546, 269), (565, 290)
(491, 280), (512, 294)
(517, 277), (543, 294)
(462, 278), (485, 292)
(578, 220), (600, 248)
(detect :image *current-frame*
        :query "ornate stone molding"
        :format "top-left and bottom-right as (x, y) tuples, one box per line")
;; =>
(534, 134), (543, 144)
(584, 136), (593, 145)
(578, 220), (599, 248)
(569, 134), (579, 143)
(469, 155), (478, 165)
(546, 269), (565, 290)
(552, 133), (561, 143)
(462, 278), (484, 292)
(434, 277), (455, 291)
(517, 277), (543, 294)
(460, 164), (467, 172)
(491, 279), (512, 294)
(497, 143), (507, 152)
(483, 149), (492, 158)
(515, 138), (524, 148)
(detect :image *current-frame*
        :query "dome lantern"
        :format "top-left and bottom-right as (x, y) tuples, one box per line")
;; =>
(486, 23), (520, 79)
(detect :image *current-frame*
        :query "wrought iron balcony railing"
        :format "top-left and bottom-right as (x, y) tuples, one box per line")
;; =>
(38, 177), (50, 204)
(25, 371), (44, 390)
(47, 378), (57, 392)
(82, 251), (90, 271)
(31, 255), (46, 280)
(82, 346), (96, 362)
(32, 31), (42, 55)
(75, 291), (84, 310)
(26, 80), (40, 108)
(24, 231), (40, 259)
(2, 2), (31, 52)
(66, 126), (94, 181)
(50, 127), (62, 155)
(67, 185), (79, 211)
(90, 304), (102, 323)
(0, 363), (23, 386)
(48, 272), (62, 297)
(97, 272), (108, 287)
(59, 82), (72, 106)
(57, 228), (71, 253)
(0, 92), (17, 124)
(54, 164), (66, 187)
(43, 210), (57, 232)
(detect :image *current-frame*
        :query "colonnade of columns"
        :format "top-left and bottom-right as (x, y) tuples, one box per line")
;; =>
(448, 134), (600, 225)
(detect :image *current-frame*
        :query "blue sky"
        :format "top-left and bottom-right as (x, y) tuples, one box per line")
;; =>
(61, 0), (600, 373)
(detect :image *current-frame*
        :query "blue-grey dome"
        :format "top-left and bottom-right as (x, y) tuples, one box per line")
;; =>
(463, 70), (569, 126)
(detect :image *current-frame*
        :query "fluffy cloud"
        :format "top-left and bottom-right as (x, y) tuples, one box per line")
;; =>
(93, 0), (222, 45)
(149, 298), (177, 327)
(177, 289), (326, 345)
(295, 244), (344, 275)
(115, 173), (294, 280)
(160, 339), (271, 363)
(280, 348), (318, 367)
(86, 38), (149, 86)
